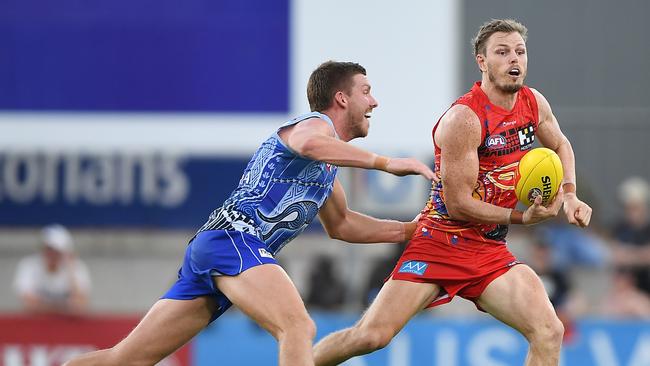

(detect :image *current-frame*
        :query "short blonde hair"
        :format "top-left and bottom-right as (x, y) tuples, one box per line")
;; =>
(473, 19), (528, 56)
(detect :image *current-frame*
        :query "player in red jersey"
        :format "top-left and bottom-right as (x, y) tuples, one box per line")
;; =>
(313, 19), (592, 366)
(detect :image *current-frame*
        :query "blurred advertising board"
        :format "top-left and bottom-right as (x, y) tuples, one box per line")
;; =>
(195, 313), (650, 366)
(0, 151), (248, 228)
(0, 0), (288, 112)
(0, 315), (190, 366)
(3, 313), (647, 365)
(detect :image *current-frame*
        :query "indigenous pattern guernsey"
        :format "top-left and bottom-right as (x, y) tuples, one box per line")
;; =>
(197, 112), (338, 255)
(420, 82), (539, 244)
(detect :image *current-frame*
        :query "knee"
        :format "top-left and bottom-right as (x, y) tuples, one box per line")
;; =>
(277, 314), (317, 341)
(528, 315), (564, 348)
(354, 325), (395, 352)
(303, 317), (317, 340)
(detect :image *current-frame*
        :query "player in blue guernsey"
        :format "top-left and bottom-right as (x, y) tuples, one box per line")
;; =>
(65, 61), (435, 366)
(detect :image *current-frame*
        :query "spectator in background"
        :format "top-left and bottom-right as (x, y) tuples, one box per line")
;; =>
(611, 177), (650, 294)
(305, 256), (346, 311)
(528, 240), (584, 342)
(534, 216), (609, 271)
(528, 240), (571, 311)
(13, 224), (91, 315)
(530, 216), (607, 341)
(600, 268), (650, 318)
(362, 243), (405, 308)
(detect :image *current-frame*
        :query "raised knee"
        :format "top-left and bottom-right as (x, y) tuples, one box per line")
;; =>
(529, 316), (564, 347)
(278, 314), (316, 341)
(303, 317), (317, 340)
(355, 325), (394, 352)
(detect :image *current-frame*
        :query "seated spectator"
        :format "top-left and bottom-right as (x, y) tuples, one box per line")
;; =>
(305, 255), (346, 311)
(13, 224), (92, 315)
(611, 177), (650, 294)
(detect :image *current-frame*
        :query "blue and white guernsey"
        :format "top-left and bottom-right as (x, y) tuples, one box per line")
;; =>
(197, 112), (338, 255)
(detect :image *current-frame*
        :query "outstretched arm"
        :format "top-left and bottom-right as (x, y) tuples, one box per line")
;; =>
(318, 179), (417, 244)
(532, 88), (592, 227)
(436, 105), (562, 225)
(279, 118), (435, 180)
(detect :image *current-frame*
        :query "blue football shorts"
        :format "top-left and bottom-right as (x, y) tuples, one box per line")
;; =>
(162, 230), (278, 322)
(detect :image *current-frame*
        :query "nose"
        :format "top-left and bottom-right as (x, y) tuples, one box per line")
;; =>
(370, 95), (379, 108)
(509, 51), (518, 64)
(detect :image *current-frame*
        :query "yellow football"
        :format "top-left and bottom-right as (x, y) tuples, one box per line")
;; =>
(515, 147), (563, 206)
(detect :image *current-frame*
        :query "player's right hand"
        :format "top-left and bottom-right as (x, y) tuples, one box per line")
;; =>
(522, 188), (564, 225)
(385, 158), (435, 180)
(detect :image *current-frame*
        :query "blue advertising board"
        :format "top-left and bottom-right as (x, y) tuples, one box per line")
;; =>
(193, 313), (650, 366)
(0, 0), (289, 112)
(0, 151), (250, 228)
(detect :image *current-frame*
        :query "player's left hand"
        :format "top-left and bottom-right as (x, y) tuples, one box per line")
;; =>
(385, 158), (435, 180)
(563, 193), (592, 227)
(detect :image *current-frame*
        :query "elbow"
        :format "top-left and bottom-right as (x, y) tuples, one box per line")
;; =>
(323, 224), (345, 241)
(445, 200), (471, 221)
(326, 229), (345, 240)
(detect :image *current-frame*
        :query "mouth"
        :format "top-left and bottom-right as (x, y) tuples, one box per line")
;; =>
(508, 67), (521, 78)
(364, 111), (372, 119)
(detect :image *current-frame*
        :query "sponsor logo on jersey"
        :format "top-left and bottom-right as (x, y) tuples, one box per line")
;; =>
(486, 135), (507, 149)
(398, 260), (428, 276)
(258, 248), (274, 258)
(518, 125), (535, 150)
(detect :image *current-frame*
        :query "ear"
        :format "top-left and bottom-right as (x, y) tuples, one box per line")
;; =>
(334, 91), (347, 108)
(476, 54), (487, 73)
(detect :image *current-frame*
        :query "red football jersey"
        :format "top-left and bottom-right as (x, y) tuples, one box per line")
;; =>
(419, 82), (539, 245)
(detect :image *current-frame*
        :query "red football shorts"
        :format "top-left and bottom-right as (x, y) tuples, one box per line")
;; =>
(389, 229), (520, 310)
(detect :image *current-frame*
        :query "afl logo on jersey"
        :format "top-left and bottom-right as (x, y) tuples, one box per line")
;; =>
(486, 135), (507, 149)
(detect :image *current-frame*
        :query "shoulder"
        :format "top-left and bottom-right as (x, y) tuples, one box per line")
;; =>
(436, 104), (482, 147)
(278, 116), (336, 148)
(297, 117), (335, 130)
(528, 87), (553, 120)
(528, 87), (547, 105)
(290, 117), (336, 137)
(439, 104), (481, 132)
(457, 84), (484, 105)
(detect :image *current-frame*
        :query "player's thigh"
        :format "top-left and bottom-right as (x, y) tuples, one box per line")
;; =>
(215, 264), (312, 337)
(358, 279), (441, 334)
(112, 297), (214, 362)
(477, 265), (558, 336)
